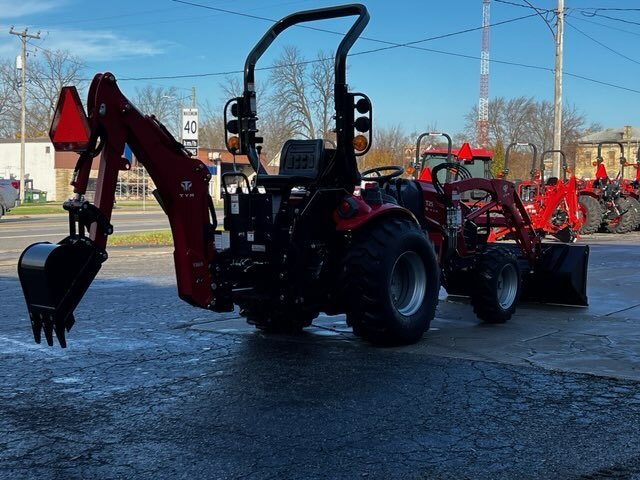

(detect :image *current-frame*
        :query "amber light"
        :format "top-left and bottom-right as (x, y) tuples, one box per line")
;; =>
(352, 134), (368, 151)
(406, 166), (414, 175)
(227, 136), (240, 151)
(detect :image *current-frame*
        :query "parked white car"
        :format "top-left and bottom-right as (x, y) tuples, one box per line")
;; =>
(0, 180), (19, 220)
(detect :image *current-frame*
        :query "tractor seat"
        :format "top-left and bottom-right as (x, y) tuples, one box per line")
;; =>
(386, 179), (425, 225)
(546, 177), (559, 186)
(256, 139), (326, 190)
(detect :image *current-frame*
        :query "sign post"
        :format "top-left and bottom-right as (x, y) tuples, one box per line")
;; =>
(181, 108), (198, 156)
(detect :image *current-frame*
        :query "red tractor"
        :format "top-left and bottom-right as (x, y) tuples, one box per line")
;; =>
(17, 4), (589, 349)
(411, 132), (493, 183)
(494, 143), (583, 242)
(618, 148), (640, 230)
(577, 142), (639, 234)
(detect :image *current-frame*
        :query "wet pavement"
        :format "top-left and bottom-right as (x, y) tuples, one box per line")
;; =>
(1, 233), (640, 479)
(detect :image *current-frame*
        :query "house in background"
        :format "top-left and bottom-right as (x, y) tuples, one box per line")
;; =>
(574, 126), (639, 179)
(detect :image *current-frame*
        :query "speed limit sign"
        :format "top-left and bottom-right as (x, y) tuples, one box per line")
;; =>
(181, 108), (198, 156)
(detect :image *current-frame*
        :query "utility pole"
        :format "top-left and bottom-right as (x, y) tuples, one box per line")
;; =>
(9, 27), (40, 205)
(552, 0), (564, 178)
(191, 86), (196, 108)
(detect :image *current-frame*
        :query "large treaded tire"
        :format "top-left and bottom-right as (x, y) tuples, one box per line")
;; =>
(342, 218), (439, 345)
(628, 197), (640, 231)
(578, 195), (602, 235)
(470, 248), (521, 324)
(606, 197), (636, 234)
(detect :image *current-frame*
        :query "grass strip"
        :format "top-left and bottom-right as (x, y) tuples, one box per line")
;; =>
(109, 230), (173, 246)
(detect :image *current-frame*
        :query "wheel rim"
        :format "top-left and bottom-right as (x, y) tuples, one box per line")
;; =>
(390, 251), (426, 316)
(496, 263), (518, 310)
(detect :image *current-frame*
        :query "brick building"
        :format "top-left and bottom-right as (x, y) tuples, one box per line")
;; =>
(574, 126), (639, 180)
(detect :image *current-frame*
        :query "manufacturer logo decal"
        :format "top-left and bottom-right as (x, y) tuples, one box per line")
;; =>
(180, 180), (195, 198)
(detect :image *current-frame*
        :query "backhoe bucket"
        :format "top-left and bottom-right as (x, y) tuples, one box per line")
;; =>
(18, 238), (105, 347)
(521, 243), (589, 306)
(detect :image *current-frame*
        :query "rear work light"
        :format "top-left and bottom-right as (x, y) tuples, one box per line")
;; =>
(49, 86), (91, 152)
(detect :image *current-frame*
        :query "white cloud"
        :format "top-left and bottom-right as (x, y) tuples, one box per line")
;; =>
(38, 29), (171, 61)
(0, 0), (61, 19)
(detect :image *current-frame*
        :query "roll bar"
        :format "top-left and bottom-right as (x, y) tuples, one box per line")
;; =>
(597, 142), (626, 178)
(503, 142), (537, 180)
(540, 149), (567, 182)
(415, 132), (452, 167)
(230, 4), (369, 180)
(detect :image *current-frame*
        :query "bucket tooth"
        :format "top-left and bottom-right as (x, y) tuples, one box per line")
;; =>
(30, 315), (43, 344)
(54, 320), (68, 348)
(43, 320), (55, 347)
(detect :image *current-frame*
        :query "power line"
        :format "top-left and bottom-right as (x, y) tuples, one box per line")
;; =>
(565, 13), (640, 38)
(564, 20), (640, 66)
(117, 8), (540, 80)
(170, 0), (538, 48)
(494, 0), (551, 12)
(569, 7), (640, 12)
(578, 12), (640, 27)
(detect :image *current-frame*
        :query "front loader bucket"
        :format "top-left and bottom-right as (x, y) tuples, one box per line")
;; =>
(18, 238), (105, 347)
(521, 243), (589, 306)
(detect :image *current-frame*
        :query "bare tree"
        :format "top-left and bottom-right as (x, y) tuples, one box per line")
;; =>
(131, 85), (181, 137)
(361, 124), (409, 170)
(26, 49), (86, 137)
(199, 99), (226, 150)
(269, 46), (336, 143)
(309, 50), (334, 141)
(0, 61), (20, 137)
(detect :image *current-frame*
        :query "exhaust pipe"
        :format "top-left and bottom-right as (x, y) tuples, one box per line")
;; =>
(18, 237), (106, 347)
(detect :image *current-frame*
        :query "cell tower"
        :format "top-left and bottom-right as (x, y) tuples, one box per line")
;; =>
(477, 0), (490, 148)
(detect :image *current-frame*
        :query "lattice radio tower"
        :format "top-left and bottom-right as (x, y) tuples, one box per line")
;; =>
(477, 0), (490, 148)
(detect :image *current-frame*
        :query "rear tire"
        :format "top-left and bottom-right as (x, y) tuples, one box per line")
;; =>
(606, 197), (636, 234)
(578, 195), (601, 235)
(470, 248), (521, 324)
(342, 218), (439, 345)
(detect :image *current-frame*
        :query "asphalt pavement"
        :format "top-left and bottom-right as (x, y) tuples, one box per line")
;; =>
(1, 231), (640, 479)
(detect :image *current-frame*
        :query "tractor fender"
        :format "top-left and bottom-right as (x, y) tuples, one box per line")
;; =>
(334, 198), (418, 232)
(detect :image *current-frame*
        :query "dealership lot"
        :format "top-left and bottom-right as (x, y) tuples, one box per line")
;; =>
(1, 230), (639, 479)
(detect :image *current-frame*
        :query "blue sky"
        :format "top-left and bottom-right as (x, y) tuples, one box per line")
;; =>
(1, 0), (639, 139)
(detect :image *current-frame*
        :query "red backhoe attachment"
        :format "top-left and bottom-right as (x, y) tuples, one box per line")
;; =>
(19, 78), (218, 347)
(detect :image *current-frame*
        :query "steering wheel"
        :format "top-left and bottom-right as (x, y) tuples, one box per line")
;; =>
(361, 166), (404, 184)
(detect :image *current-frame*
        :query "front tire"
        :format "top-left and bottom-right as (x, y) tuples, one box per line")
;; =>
(606, 197), (636, 234)
(470, 248), (521, 324)
(342, 218), (439, 345)
(578, 195), (601, 235)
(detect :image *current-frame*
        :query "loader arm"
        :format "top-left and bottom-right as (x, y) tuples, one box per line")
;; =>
(19, 73), (217, 347)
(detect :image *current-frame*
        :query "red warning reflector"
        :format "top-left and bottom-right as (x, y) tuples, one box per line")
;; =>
(457, 142), (473, 162)
(49, 86), (91, 152)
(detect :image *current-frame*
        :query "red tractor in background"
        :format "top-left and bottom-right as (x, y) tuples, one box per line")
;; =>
(411, 132), (493, 183)
(17, 4), (589, 350)
(618, 148), (640, 230)
(577, 142), (639, 234)
(493, 143), (583, 242)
